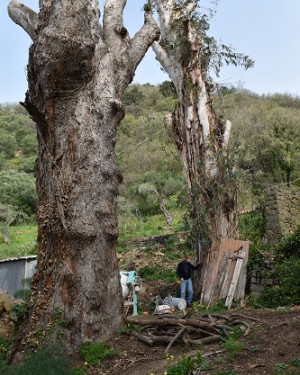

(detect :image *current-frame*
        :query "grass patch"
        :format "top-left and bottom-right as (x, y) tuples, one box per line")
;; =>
(139, 266), (177, 283)
(118, 209), (185, 246)
(0, 223), (37, 260)
(165, 353), (206, 375)
(192, 299), (228, 314)
(80, 341), (116, 367)
(272, 363), (299, 375)
(221, 336), (244, 359)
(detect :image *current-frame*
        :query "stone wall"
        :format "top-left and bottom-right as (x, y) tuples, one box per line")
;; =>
(249, 269), (274, 298)
(265, 185), (300, 247)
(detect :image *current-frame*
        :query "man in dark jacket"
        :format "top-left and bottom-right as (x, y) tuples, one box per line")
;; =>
(176, 253), (201, 306)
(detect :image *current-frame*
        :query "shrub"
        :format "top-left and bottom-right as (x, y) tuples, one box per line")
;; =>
(1, 343), (73, 375)
(274, 225), (300, 261)
(0, 171), (37, 216)
(257, 257), (300, 308)
(254, 226), (300, 308)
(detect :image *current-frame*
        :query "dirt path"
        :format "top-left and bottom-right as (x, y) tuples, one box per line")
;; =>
(87, 307), (300, 375)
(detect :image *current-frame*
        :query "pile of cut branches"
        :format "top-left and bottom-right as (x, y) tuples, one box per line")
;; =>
(126, 314), (251, 354)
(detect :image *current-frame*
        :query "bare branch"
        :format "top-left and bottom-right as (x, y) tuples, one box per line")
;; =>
(8, 0), (38, 40)
(127, 11), (160, 79)
(152, 42), (180, 90)
(182, 1), (197, 19)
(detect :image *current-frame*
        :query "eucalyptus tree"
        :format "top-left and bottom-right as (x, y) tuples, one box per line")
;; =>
(152, 0), (253, 255)
(7, 0), (159, 360)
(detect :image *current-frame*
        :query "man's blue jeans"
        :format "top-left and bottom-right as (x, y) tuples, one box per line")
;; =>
(180, 278), (193, 306)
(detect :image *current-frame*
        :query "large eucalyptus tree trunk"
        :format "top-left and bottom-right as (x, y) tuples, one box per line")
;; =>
(8, 0), (159, 360)
(153, 0), (237, 290)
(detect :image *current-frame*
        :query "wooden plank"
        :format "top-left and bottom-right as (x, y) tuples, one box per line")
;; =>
(200, 243), (222, 304)
(219, 257), (232, 299)
(200, 239), (249, 306)
(225, 247), (246, 309)
(235, 242), (249, 301)
(211, 249), (231, 303)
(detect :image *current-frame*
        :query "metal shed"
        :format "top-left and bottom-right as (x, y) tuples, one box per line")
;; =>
(0, 255), (37, 297)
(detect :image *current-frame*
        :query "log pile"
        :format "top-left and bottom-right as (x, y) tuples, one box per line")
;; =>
(126, 314), (250, 353)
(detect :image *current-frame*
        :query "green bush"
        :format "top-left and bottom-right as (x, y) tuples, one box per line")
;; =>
(238, 210), (266, 271)
(1, 343), (74, 375)
(253, 226), (300, 308)
(257, 257), (300, 308)
(0, 171), (37, 216)
(275, 225), (300, 261)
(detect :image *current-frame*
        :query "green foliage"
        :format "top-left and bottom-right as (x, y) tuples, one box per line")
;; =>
(239, 210), (265, 241)
(214, 90), (300, 189)
(1, 343), (74, 375)
(192, 299), (227, 314)
(0, 104), (37, 167)
(0, 337), (11, 363)
(238, 210), (266, 270)
(255, 257), (300, 308)
(221, 336), (244, 359)
(274, 225), (300, 261)
(290, 359), (300, 367)
(251, 225), (300, 308)
(166, 353), (206, 375)
(272, 363), (299, 375)
(164, 236), (175, 250)
(159, 81), (177, 98)
(0, 223), (37, 259)
(10, 302), (28, 329)
(0, 171), (37, 216)
(117, 322), (140, 336)
(162, 251), (181, 262)
(187, 8), (254, 78)
(139, 265), (177, 283)
(80, 341), (116, 367)
(0, 203), (28, 244)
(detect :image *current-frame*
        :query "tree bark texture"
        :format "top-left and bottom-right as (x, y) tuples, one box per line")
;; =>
(8, 0), (159, 360)
(153, 0), (237, 250)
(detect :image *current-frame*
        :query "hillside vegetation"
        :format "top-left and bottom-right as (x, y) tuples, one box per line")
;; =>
(1, 85), (300, 258)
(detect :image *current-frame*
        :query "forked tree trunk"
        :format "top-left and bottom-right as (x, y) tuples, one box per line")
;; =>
(8, 0), (159, 361)
(153, 0), (237, 294)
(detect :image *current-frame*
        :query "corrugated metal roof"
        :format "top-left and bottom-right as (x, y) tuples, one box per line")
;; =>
(0, 255), (37, 264)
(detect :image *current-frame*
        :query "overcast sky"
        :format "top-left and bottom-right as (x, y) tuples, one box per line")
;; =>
(1, 0), (300, 103)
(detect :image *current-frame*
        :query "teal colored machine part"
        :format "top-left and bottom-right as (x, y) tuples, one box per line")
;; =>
(120, 270), (142, 316)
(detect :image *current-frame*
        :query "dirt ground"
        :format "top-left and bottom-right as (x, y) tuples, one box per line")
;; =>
(86, 306), (300, 375)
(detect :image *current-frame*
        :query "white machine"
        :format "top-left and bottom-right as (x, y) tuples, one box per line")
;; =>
(120, 271), (142, 316)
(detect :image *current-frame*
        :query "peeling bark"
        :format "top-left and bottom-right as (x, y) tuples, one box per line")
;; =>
(8, 0), (159, 361)
(153, 0), (237, 293)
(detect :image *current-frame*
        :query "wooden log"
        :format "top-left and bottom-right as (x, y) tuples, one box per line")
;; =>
(183, 334), (222, 345)
(126, 316), (219, 333)
(165, 327), (186, 353)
